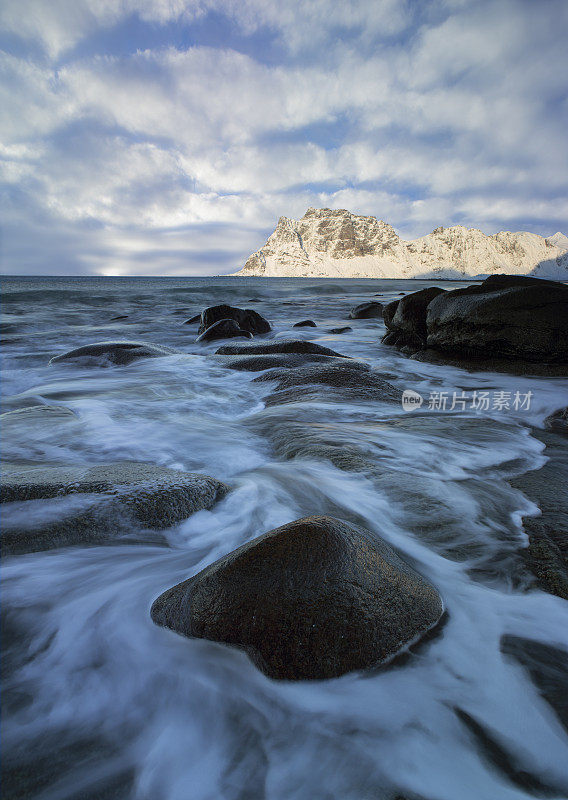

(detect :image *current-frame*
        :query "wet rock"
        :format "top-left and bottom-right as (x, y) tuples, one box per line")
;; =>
(198, 305), (271, 335)
(349, 301), (383, 319)
(110, 315), (129, 321)
(382, 287), (445, 349)
(183, 313), (201, 324)
(328, 326), (352, 334)
(196, 319), (253, 343)
(545, 407), (568, 434)
(501, 635), (568, 733)
(409, 348), (568, 377)
(293, 320), (317, 328)
(509, 428), (568, 598)
(1, 462), (229, 555)
(49, 340), (179, 366)
(425, 275), (568, 364)
(215, 340), (347, 358)
(0, 405), (77, 424)
(253, 361), (403, 406)
(151, 515), (443, 680)
(213, 353), (337, 372)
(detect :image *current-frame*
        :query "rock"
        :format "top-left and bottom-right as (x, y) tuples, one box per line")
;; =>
(425, 275), (568, 363)
(151, 515), (443, 680)
(213, 353), (337, 372)
(382, 287), (446, 349)
(196, 319), (253, 343)
(1, 462), (229, 555)
(49, 340), (179, 366)
(110, 315), (129, 321)
(349, 301), (383, 319)
(328, 326), (352, 334)
(501, 635), (568, 733)
(183, 314), (201, 324)
(253, 361), (403, 407)
(545, 407), (568, 434)
(198, 305), (271, 335)
(215, 340), (346, 358)
(0, 405), (77, 423)
(293, 320), (317, 327)
(509, 428), (568, 599)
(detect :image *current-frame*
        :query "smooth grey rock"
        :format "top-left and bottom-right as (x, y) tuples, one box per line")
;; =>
(151, 515), (443, 680)
(1, 462), (229, 554)
(49, 341), (179, 366)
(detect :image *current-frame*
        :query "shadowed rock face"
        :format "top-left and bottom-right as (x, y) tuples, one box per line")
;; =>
(349, 301), (383, 319)
(215, 340), (347, 357)
(198, 305), (271, 335)
(151, 515), (443, 680)
(1, 462), (229, 554)
(49, 341), (179, 366)
(425, 275), (568, 363)
(383, 287), (446, 348)
(195, 319), (252, 343)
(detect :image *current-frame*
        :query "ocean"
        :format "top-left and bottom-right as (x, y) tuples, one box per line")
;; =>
(2, 275), (568, 800)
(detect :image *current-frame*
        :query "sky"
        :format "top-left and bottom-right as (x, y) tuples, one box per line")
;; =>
(1, 0), (567, 276)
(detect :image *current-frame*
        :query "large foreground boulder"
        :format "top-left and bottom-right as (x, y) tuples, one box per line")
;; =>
(196, 319), (252, 343)
(426, 275), (568, 363)
(382, 287), (445, 348)
(49, 341), (179, 366)
(151, 515), (443, 680)
(198, 305), (271, 335)
(1, 462), (229, 554)
(349, 301), (383, 319)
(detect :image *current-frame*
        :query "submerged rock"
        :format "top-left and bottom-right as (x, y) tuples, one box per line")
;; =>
(196, 319), (252, 343)
(328, 326), (352, 334)
(213, 353), (337, 372)
(349, 301), (383, 319)
(215, 340), (347, 358)
(1, 462), (229, 554)
(545, 407), (568, 434)
(253, 360), (403, 406)
(293, 320), (317, 328)
(49, 340), (179, 366)
(198, 305), (271, 335)
(151, 515), (443, 680)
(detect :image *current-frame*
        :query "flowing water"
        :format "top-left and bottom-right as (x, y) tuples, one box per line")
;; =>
(1, 276), (568, 800)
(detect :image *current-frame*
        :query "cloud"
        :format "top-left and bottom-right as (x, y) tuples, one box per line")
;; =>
(1, 0), (567, 275)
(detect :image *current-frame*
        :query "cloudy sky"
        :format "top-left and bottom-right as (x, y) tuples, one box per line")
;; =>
(1, 0), (567, 276)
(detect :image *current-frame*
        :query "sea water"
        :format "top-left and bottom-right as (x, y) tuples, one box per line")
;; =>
(1, 276), (568, 800)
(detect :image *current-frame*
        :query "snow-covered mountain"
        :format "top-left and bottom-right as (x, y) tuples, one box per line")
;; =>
(233, 208), (568, 280)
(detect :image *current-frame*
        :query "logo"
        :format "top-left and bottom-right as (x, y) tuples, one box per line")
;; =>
(402, 389), (424, 411)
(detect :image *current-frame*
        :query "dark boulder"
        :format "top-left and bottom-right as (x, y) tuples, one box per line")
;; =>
(328, 326), (352, 334)
(545, 407), (568, 434)
(213, 353), (337, 372)
(382, 287), (446, 349)
(293, 320), (317, 328)
(196, 319), (253, 343)
(198, 305), (271, 335)
(151, 515), (443, 680)
(425, 275), (568, 363)
(183, 314), (201, 324)
(1, 462), (229, 555)
(349, 301), (383, 319)
(215, 340), (346, 358)
(49, 341), (179, 366)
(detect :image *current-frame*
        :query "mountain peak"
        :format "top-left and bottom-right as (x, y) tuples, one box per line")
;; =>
(235, 209), (568, 280)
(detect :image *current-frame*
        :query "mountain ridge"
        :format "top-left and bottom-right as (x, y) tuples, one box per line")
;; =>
(233, 208), (568, 280)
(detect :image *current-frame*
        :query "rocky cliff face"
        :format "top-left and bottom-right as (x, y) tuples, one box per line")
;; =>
(234, 208), (568, 279)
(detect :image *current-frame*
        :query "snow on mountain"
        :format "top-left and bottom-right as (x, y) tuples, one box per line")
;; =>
(233, 208), (568, 280)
